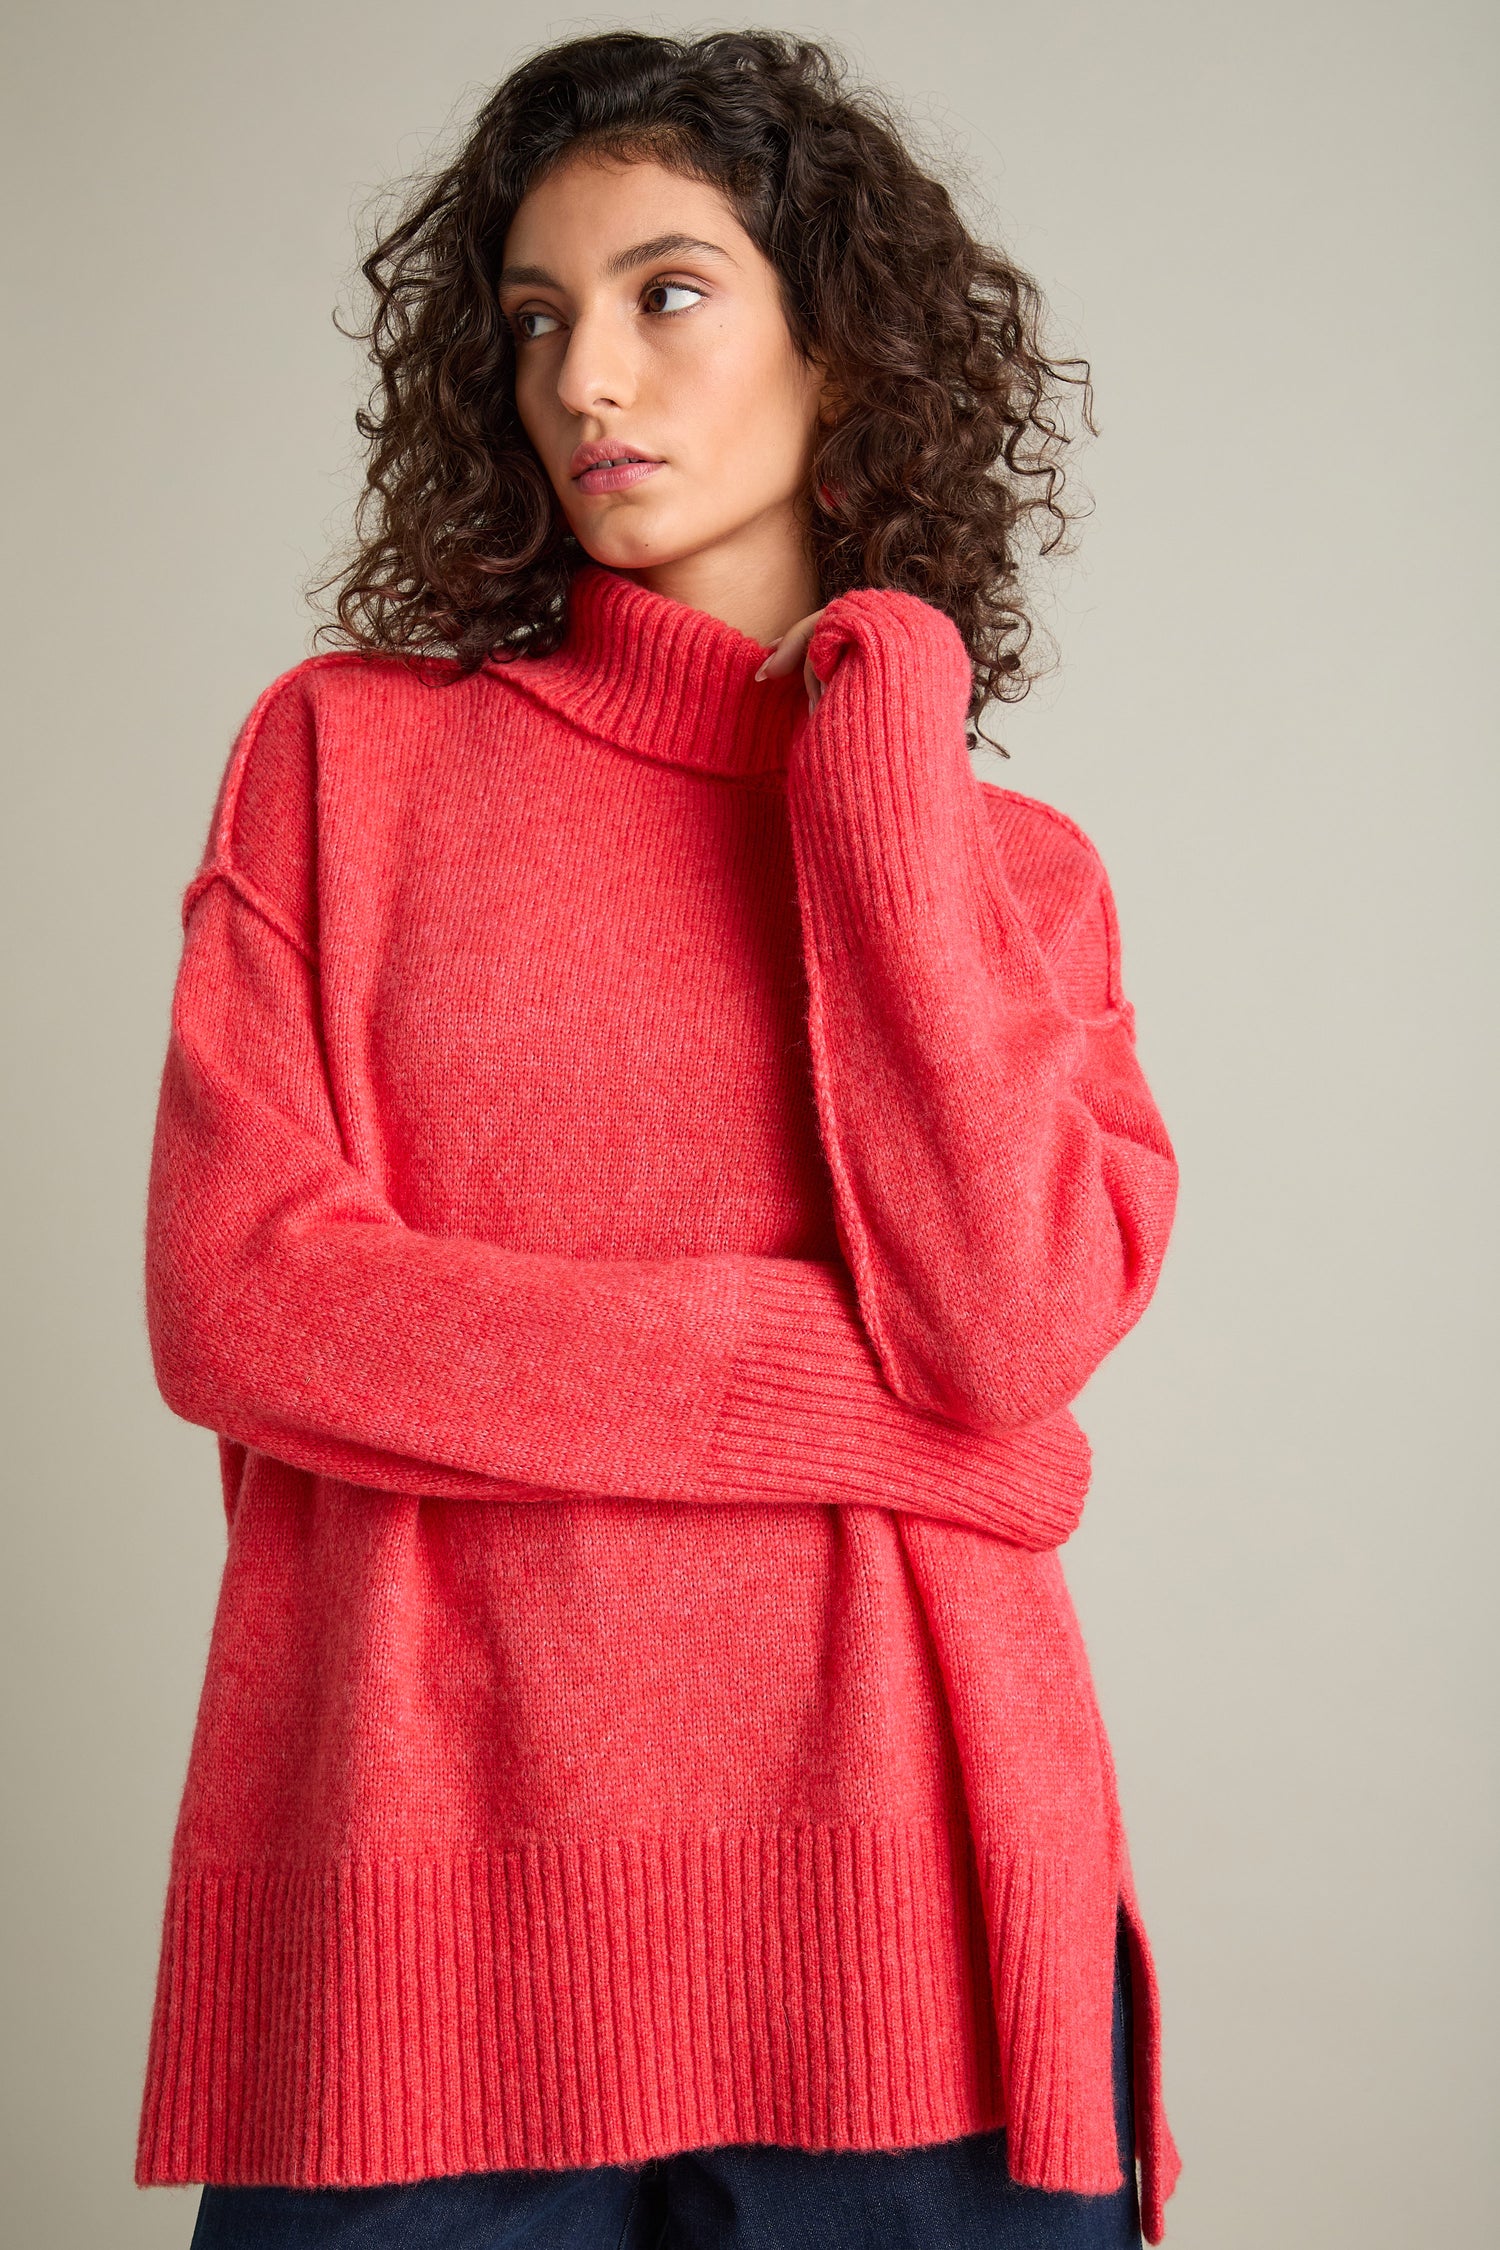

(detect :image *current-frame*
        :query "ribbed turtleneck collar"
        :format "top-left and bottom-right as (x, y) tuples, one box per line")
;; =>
(488, 561), (809, 781)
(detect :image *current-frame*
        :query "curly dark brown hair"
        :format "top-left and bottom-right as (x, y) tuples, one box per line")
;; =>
(308, 26), (1097, 752)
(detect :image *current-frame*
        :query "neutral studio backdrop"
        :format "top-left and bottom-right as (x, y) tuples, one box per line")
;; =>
(2, 3), (1495, 2243)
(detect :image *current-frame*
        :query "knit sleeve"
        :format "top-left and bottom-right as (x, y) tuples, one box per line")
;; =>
(142, 660), (1090, 1544)
(766, 586), (1180, 1434)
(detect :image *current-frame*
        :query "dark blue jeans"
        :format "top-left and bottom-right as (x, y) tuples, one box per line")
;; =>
(190, 1913), (1140, 2249)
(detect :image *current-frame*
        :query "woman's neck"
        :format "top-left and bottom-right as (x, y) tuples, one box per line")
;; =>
(602, 524), (821, 646)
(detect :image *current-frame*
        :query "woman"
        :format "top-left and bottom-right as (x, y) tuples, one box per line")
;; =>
(139, 28), (1183, 2250)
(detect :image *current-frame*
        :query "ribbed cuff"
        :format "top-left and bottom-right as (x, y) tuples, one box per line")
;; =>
(789, 590), (979, 937)
(695, 1261), (1090, 1547)
(805, 585), (974, 717)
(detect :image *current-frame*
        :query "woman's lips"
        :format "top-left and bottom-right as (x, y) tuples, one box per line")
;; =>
(574, 458), (664, 495)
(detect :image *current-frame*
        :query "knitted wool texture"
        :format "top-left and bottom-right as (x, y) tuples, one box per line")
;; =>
(137, 562), (1183, 2238)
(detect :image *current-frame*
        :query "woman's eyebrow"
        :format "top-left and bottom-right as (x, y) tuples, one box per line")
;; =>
(498, 234), (733, 291)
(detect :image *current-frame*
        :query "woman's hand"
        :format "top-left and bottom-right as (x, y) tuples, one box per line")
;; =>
(753, 606), (840, 716)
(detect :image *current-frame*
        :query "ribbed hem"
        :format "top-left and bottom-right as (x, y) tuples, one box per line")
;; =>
(978, 1842), (1123, 2197)
(136, 1819), (1003, 2188)
(1117, 1863), (1183, 2244)
(696, 1261), (1090, 1547)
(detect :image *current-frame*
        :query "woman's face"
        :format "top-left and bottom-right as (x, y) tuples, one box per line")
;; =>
(499, 154), (831, 592)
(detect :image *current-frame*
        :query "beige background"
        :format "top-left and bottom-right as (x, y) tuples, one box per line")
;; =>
(3, 3), (1495, 2243)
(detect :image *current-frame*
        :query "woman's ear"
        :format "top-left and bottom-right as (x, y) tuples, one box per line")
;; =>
(813, 361), (847, 429)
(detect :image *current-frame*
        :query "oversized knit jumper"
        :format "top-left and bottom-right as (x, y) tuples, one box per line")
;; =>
(136, 561), (1183, 2238)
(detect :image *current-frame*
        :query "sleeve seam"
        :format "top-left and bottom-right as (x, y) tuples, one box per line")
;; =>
(207, 653), (351, 867)
(181, 861), (319, 966)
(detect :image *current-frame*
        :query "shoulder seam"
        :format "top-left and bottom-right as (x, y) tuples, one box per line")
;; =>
(975, 779), (1106, 870)
(976, 780), (1130, 1021)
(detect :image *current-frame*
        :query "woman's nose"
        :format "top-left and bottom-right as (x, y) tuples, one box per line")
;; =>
(553, 308), (637, 420)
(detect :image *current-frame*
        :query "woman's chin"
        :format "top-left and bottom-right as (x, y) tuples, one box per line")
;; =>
(569, 520), (697, 574)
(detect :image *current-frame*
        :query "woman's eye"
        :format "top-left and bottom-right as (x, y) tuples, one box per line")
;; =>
(643, 281), (705, 316)
(510, 280), (704, 342)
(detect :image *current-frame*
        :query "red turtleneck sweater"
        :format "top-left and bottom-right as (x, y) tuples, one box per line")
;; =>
(135, 563), (1183, 2237)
